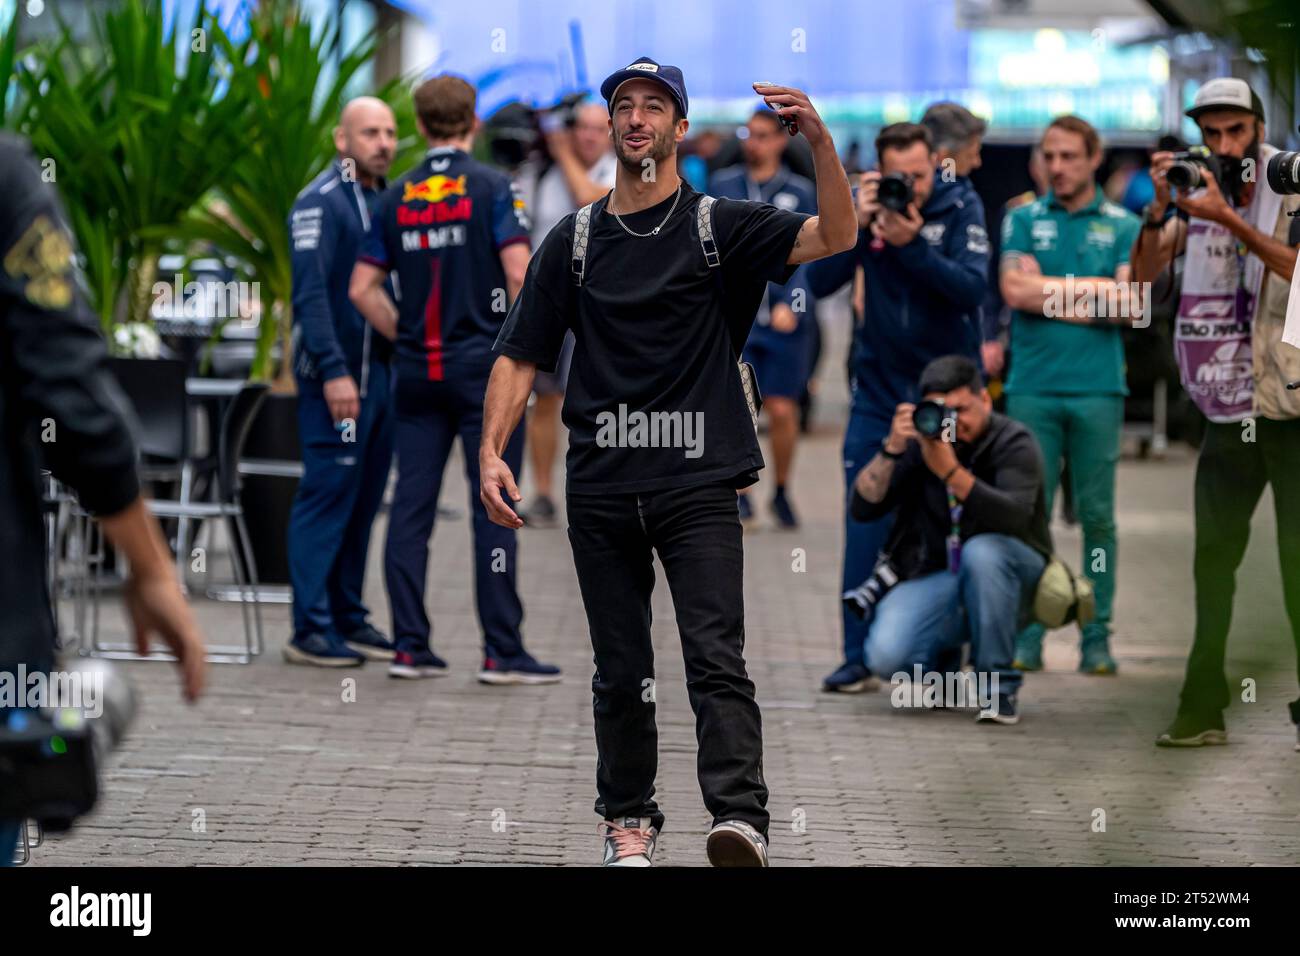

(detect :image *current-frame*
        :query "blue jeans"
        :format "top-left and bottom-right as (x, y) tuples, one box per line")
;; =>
(841, 404), (895, 666)
(864, 534), (1046, 698)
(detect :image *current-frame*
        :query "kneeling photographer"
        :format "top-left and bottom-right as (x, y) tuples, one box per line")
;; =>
(847, 356), (1051, 724)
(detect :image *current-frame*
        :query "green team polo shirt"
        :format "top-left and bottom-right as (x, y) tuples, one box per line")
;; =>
(1000, 189), (1141, 396)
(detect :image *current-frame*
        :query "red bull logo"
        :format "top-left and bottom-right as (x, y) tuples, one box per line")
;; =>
(397, 197), (473, 226)
(403, 174), (468, 203)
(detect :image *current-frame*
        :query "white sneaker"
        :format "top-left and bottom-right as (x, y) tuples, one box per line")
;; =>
(706, 820), (769, 867)
(600, 816), (657, 867)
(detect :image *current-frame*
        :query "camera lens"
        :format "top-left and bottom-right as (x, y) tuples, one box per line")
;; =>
(912, 400), (947, 438)
(1166, 160), (1204, 190)
(1266, 150), (1300, 196)
(878, 173), (913, 213)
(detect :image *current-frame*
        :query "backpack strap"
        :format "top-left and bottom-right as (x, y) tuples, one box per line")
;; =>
(571, 201), (595, 286)
(696, 194), (721, 268)
(575, 193), (719, 285)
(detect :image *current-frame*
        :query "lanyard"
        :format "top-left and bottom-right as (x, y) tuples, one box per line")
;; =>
(946, 485), (963, 574)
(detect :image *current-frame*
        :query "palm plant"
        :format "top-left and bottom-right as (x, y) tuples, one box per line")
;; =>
(1219, 2), (1298, 125)
(18, 0), (254, 333)
(175, 0), (381, 385)
(0, 4), (32, 131)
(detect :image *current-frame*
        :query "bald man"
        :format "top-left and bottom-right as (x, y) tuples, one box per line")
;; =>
(284, 97), (399, 666)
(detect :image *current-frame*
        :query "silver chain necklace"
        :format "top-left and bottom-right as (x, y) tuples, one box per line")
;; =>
(608, 184), (682, 237)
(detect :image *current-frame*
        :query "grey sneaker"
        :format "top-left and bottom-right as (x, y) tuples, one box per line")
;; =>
(706, 820), (769, 867)
(600, 816), (657, 867)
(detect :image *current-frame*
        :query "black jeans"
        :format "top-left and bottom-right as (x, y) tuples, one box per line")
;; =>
(1181, 418), (1300, 720)
(567, 481), (768, 837)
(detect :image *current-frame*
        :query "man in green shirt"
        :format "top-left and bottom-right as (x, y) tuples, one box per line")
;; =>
(999, 115), (1142, 675)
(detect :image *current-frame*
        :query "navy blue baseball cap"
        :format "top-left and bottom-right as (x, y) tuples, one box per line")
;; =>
(600, 57), (688, 119)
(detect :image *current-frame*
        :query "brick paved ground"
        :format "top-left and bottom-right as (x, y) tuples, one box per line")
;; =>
(28, 310), (1300, 867)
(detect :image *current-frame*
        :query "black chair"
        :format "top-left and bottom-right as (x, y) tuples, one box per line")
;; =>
(92, 380), (268, 664)
(105, 357), (189, 460)
(146, 382), (269, 662)
(106, 357), (197, 584)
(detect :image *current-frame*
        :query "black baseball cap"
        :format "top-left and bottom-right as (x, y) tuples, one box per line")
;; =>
(600, 57), (688, 119)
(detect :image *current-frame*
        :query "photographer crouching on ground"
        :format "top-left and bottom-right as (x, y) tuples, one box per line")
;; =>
(847, 355), (1050, 724)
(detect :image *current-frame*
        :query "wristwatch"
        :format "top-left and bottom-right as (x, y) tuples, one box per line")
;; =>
(880, 445), (904, 460)
(1142, 201), (1166, 229)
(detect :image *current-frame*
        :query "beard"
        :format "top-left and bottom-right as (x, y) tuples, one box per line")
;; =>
(1216, 134), (1260, 205)
(613, 125), (674, 174)
(360, 152), (392, 181)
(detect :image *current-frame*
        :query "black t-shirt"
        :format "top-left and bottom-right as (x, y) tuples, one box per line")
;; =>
(494, 182), (808, 494)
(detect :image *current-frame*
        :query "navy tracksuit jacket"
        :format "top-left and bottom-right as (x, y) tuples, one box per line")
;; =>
(287, 162), (394, 640)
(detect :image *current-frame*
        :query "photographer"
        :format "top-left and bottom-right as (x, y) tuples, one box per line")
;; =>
(850, 356), (1050, 724)
(807, 122), (990, 693)
(1129, 78), (1300, 749)
(516, 98), (617, 528)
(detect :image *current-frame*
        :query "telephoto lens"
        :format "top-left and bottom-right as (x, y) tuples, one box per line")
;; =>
(1267, 150), (1300, 196)
(877, 172), (914, 213)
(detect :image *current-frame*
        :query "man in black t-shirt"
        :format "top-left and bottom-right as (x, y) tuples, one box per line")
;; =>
(483, 57), (856, 867)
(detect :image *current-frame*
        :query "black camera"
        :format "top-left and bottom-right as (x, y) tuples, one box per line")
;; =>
(1165, 145), (1220, 190)
(1267, 149), (1300, 196)
(912, 399), (954, 439)
(842, 558), (900, 622)
(0, 708), (98, 828)
(877, 172), (914, 213)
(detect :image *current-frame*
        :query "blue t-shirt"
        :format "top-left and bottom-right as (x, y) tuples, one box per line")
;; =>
(361, 147), (530, 382)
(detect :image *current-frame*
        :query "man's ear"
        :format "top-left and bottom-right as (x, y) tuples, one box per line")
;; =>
(332, 125), (346, 153)
(676, 117), (690, 144)
(980, 387), (993, 412)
